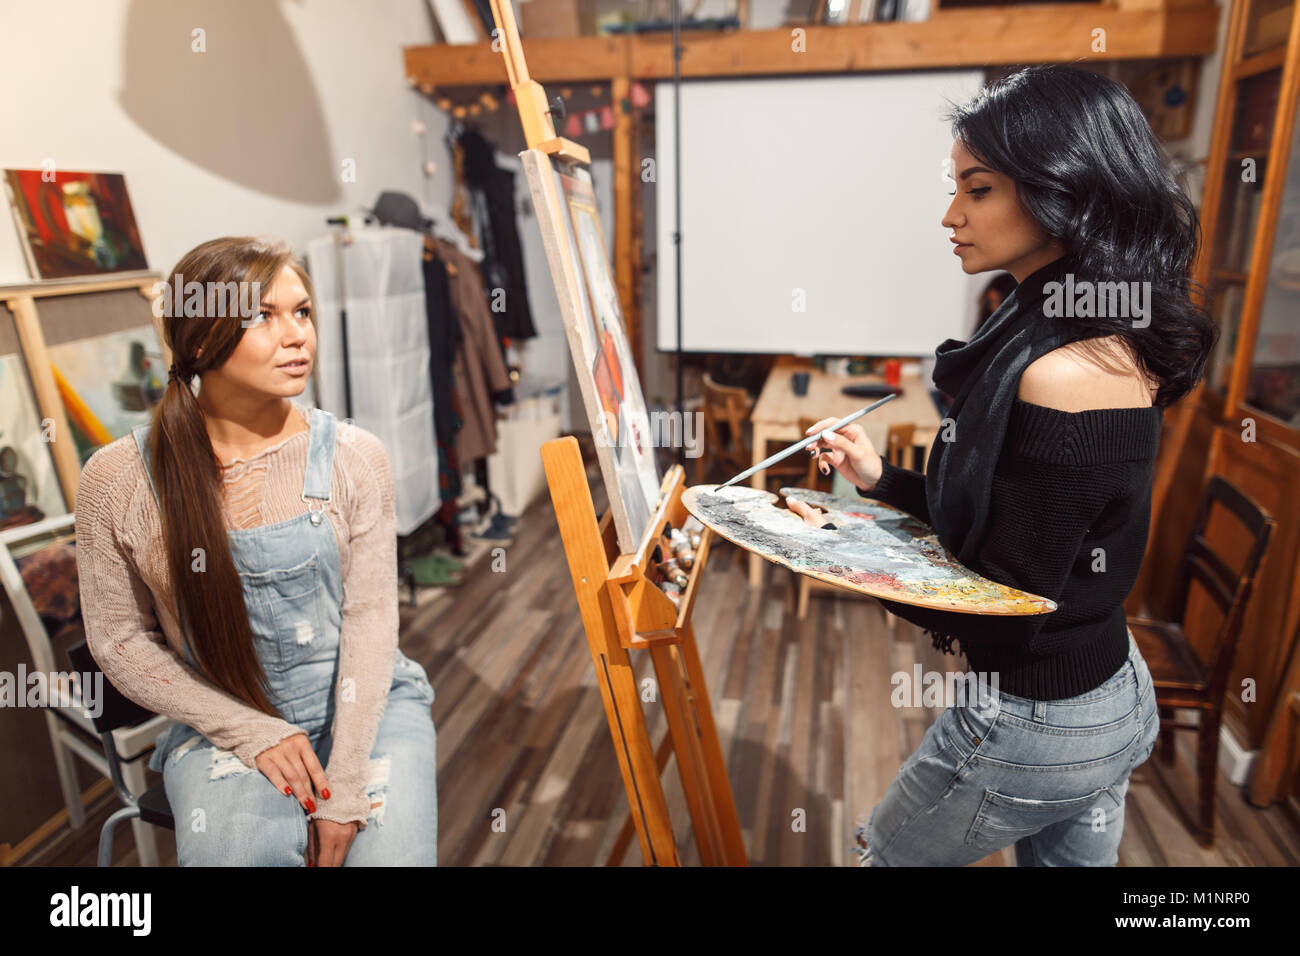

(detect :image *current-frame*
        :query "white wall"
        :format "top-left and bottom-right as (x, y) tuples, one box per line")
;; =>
(0, 0), (440, 282)
(0, 0), (577, 425)
(1, 1), (1227, 421)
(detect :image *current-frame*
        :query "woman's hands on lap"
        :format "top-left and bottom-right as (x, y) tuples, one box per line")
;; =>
(255, 732), (357, 865)
(309, 818), (360, 867)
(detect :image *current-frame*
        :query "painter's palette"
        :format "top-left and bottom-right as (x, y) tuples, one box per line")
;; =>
(682, 485), (1056, 615)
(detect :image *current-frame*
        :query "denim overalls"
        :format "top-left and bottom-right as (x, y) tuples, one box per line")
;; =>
(132, 405), (437, 865)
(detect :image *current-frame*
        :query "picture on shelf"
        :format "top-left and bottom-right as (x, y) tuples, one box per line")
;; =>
(4, 169), (149, 279)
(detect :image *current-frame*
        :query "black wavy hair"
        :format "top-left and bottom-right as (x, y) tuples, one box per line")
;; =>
(945, 65), (1217, 407)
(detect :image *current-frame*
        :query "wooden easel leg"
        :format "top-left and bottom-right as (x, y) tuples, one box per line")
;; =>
(596, 650), (680, 865)
(651, 645), (724, 865)
(607, 733), (675, 865)
(678, 622), (748, 865)
(543, 438), (680, 866)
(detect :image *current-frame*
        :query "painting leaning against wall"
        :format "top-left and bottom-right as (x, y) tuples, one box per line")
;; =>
(4, 169), (149, 280)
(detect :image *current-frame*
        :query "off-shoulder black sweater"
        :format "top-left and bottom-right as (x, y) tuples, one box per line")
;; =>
(861, 396), (1163, 700)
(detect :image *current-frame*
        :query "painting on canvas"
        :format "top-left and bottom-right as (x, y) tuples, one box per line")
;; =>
(4, 169), (149, 279)
(521, 148), (661, 550)
(0, 353), (68, 529)
(46, 326), (167, 464)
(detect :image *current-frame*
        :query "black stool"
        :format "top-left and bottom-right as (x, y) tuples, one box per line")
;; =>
(66, 640), (175, 865)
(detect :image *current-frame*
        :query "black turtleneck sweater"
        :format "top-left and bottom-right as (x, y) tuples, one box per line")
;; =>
(862, 372), (1163, 700)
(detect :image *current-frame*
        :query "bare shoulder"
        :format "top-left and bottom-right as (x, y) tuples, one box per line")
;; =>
(1018, 335), (1156, 412)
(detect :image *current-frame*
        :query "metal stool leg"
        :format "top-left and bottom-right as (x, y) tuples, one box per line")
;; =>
(120, 757), (161, 866)
(98, 805), (142, 867)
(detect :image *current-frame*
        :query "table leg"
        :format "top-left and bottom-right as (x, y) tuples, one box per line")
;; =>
(748, 423), (768, 589)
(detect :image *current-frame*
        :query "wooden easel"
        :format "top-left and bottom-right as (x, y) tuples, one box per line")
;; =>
(542, 437), (746, 866)
(483, 0), (745, 864)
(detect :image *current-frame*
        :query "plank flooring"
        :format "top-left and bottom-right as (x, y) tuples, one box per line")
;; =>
(23, 449), (1300, 867)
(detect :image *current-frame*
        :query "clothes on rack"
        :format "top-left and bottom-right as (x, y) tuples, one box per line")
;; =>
(422, 236), (468, 555)
(422, 238), (463, 466)
(433, 236), (515, 466)
(455, 126), (538, 342)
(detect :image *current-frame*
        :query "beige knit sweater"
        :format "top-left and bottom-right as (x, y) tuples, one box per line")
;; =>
(73, 401), (400, 828)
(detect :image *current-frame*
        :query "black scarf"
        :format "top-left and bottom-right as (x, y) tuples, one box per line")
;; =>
(918, 254), (1089, 653)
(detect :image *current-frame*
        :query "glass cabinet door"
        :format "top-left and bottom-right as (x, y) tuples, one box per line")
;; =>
(1206, 66), (1281, 395)
(1243, 0), (1294, 57)
(1243, 92), (1300, 425)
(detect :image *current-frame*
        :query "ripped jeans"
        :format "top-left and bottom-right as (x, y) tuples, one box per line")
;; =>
(158, 658), (437, 867)
(854, 631), (1159, 866)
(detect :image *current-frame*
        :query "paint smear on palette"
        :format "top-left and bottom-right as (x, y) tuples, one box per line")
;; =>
(681, 484), (1056, 616)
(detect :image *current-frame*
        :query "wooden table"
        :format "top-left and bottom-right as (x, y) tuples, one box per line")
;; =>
(747, 356), (942, 588)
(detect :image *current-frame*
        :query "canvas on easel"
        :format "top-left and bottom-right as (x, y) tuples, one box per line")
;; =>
(521, 150), (660, 552)
(488, 0), (747, 866)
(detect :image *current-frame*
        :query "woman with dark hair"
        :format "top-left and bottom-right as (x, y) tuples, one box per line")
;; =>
(793, 65), (1216, 866)
(75, 237), (437, 866)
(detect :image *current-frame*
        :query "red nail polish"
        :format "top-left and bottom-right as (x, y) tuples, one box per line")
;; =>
(322, 789), (330, 800)
(308, 860), (314, 867)
(306, 799), (316, 813)
(284, 786), (292, 795)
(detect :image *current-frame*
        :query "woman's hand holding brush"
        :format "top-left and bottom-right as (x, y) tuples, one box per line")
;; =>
(803, 418), (884, 492)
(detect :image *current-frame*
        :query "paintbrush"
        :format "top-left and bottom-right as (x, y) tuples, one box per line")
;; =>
(715, 392), (899, 491)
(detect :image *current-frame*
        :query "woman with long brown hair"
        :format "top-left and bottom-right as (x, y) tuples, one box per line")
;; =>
(75, 236), (437, 866)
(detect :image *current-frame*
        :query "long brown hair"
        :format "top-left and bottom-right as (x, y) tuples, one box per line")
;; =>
(149, 236), (316, 717)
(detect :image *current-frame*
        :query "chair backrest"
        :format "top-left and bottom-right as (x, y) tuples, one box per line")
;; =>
(884, 423), (916, 470)
(66, 639), (156, 736)
(701, 373), (752, 466)
(1170, 475), (1275, 698)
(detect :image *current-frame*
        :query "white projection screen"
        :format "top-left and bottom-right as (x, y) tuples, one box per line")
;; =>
(656, 71), (991, 356)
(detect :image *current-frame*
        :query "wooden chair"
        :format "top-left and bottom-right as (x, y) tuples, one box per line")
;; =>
(696, 373), (752, 486)
(1127, 474), (1275, 847)
(796, 421), (917, 621)
(696, 373), (804, 492)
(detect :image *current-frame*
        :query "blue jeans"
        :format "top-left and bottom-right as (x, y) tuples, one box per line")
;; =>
(856, 631), (1159, 866)
(160, 660), (437, 866)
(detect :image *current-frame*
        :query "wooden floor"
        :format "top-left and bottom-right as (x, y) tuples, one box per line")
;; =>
(26, 453), (1300, 867)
